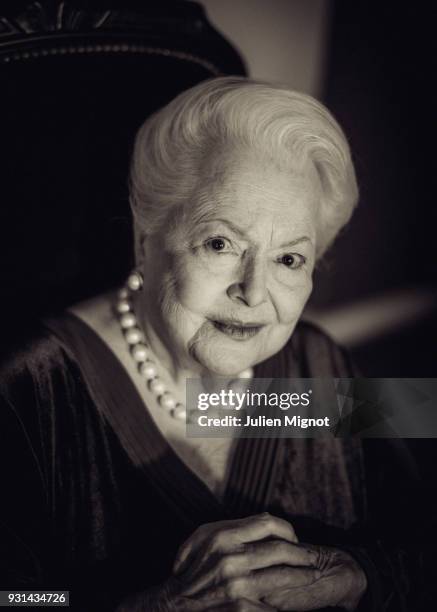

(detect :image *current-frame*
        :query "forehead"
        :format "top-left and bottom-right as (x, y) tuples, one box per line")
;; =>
(191, 148), (321, 235)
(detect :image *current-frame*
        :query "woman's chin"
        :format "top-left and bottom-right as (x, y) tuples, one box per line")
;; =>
(206, 362), (250, 377)
(192, 344), (254, 377)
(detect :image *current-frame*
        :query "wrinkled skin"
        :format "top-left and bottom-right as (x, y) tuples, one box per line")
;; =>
(118, 514), (367, 611)
(136, 150), (319, 381)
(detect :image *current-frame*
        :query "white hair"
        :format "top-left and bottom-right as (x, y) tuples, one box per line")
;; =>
(129, 76), (358, 260)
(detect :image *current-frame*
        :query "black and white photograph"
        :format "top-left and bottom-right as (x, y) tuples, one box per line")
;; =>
(0, 1), (436, 610)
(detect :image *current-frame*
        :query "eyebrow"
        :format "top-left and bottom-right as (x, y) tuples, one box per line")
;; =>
(198, 218), (247, 238)
(278, 237), (313, 248)
(197, 218), (313, 248)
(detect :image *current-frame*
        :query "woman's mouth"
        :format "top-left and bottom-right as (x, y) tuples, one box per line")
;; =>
(212, 319), (264, 340)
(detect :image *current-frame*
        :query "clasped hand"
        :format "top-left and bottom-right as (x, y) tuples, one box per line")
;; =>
(157, 512), (367, 611)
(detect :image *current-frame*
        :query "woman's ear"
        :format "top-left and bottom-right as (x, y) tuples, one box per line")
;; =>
(134, 227), (148, 267)
(139, 232), (148, 256)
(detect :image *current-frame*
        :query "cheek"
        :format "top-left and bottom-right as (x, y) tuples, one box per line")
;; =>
(163, 253), (225, 313)
(273, 277), (313, 324)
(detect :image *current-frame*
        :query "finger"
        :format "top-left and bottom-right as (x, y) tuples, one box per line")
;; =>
(264, 573), (342, 611)
(174, 520), (230, 574)
(179, 539), (318, 593)
(233, 513), (298, 547)
(181, 542), (319, 597)
(174, 513), (298, 575)
(235, 540), (319, 573)
(205, 599), (276, 611)
(185, 567), (318, 600)
(253, 566), (319, 592)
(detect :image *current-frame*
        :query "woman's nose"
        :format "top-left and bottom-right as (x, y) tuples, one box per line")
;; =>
(227, 256), (268, 307)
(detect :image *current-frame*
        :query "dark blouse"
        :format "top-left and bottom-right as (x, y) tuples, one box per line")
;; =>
(0, 314), (434, 611)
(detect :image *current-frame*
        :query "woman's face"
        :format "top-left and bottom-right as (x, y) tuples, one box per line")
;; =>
(140, 149), (321, 376)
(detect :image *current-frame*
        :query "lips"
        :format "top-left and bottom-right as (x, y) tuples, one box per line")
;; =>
(212, 319), (264, 340)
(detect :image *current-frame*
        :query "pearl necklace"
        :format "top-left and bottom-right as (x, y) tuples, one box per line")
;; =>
(115, 282), (254, 423)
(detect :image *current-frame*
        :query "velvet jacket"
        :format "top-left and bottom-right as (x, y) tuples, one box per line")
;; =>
(0, 314), (434, 611)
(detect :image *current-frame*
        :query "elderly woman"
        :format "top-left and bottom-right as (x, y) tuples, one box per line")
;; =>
(0, 78), (429, 611)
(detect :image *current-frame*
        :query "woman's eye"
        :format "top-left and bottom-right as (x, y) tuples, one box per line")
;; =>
(278, 253), (306, 269)
(204, 237), (232, 253)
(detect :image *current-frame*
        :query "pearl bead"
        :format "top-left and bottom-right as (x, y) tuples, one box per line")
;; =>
(116, 300), (131, 314)
(159, 392), (176, 410)
(131, 343), (148, 362)
(125, 327), (143, 344)
(148, 377), (166, 396)
(118, 281), (188, 423)
(171, 403), (187, 421)
(120, 312), (136, 329)
(139, 360), (157, 379)
(127, 272), (143, 291)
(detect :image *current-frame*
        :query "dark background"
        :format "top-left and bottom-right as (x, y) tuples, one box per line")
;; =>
(0, 0), (436, 376)
(313, 1), (437, 376)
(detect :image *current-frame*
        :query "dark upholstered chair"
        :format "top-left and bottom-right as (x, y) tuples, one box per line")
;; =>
(0, 0), (245, 350)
